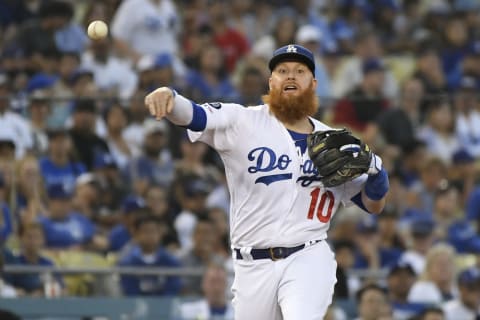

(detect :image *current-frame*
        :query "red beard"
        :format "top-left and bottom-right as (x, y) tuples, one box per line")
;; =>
(262, 84), (319, 124)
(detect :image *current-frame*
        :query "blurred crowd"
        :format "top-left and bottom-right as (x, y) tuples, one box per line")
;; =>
(0, 0), (480, 319)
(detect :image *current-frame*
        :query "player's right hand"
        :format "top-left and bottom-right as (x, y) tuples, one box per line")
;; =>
(144, 87), (175, 120)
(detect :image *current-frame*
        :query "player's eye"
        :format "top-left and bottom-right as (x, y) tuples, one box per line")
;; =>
(277, 68), (287, 74)
(297, 68), (305, 74)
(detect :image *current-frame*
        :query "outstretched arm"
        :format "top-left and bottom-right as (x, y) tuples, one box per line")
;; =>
(144, 87), (194, 126)
(145, 87), (243, 149)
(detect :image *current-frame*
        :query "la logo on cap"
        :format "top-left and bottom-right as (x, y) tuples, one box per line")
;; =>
(286, 45), (297, 53)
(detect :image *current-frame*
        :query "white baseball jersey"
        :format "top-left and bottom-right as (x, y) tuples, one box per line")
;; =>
(188, 102), (367, 249)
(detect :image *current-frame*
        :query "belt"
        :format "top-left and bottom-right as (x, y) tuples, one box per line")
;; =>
(234, 240), (322, 261)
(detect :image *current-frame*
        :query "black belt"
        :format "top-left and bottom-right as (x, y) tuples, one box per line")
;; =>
(234, 240), (322, 261)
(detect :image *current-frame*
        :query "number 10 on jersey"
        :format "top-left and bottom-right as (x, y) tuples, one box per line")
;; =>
(307, 188), (334, 222)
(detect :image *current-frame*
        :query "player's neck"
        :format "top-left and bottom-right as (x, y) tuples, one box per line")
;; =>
(281, 118), (314, 134)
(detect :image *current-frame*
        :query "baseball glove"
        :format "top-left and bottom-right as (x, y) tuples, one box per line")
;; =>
(307, 128), (372, 187)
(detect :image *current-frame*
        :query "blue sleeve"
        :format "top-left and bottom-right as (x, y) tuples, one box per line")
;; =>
(185, 102), (207, 131)
(351, 192), (369, 213)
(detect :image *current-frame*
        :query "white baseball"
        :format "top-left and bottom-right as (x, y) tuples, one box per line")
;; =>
(87, 20), (108, 40)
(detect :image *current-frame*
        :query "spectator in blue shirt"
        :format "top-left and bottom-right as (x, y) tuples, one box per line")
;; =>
(37, 183), (95, 249)
(92, 152), (128, 227)
(4, 222), (63, 296)
(108, 195), (148, 252)
(118, 215), (182, 296)
(13, 1), (74, 57)
(353, 215), (402, 269)
(386, 261), (425, 320)
(184, 46), (238, 102)
(39, 129), (86, 193)
(448, 41), (480, 91)
(125, 119), (175, 194)
(68, 98), (110, 170)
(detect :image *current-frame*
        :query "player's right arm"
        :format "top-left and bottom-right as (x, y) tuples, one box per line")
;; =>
(144, 87), (193, 125)
(144, 87), (242, 149)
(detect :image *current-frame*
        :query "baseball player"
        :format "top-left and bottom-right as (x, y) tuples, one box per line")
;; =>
(145, 44), (389, 319)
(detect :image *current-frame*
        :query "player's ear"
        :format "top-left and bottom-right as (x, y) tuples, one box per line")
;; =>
(268, 77), (272, 91)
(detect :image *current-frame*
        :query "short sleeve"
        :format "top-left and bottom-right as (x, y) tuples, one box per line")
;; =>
(340, 174), (368, 206)
(187, 102), (245, 151)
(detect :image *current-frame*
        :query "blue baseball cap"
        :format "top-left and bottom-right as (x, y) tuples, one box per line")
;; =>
(362, 58), (385, 74)
(154, 53), (173, 69)
(410, 215), (435, 237)
(183, 178), (211, 197)
(388, 261), (416, 276)
(356, 216), (378, 233)
(47, 183), (72, 200)
(94, 152), (117, 169)
(269, 44), (315, 75)
(121, 195), (146, 214)
(458, 267), (480, 287)
(452, 149), (475, 164)
(26, 74), (57, 93)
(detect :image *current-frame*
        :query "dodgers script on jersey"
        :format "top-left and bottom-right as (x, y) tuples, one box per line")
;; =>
(188, 102), (367, 249)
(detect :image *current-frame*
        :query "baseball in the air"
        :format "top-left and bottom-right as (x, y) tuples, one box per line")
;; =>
(87, 20), (108, 40)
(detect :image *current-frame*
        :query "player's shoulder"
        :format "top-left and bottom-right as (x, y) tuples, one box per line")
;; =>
(246, 104), (269, 112)
(241, 104), (271, 119)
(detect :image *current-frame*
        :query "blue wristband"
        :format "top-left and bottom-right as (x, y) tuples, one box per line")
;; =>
(186, 101), (207, 131)
(365, 168), (389, 201)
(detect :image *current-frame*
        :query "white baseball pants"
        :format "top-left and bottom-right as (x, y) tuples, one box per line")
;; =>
(231, 240), (337, 320)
